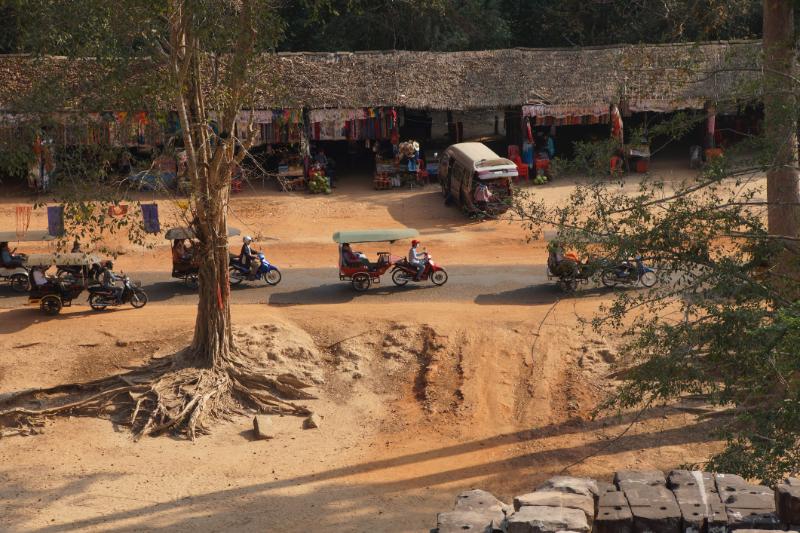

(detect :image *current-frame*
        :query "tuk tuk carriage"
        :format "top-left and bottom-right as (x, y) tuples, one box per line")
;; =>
(25, 253), (100, 315)
(0, 230), (55, 292)
(333, 228), (419, 291)
(438, 143), (517, 218)
(165, 226), (241, 288)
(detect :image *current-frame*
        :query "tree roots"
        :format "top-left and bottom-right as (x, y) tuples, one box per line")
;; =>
(0, 348), (313, 440)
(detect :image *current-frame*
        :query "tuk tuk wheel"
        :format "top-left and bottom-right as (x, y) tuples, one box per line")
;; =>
(351, 273), (371, 292)
(185, 275), (199, 289)
(40, 295), (63, 315)
(557, 277), (578, 294)
(10, 273), (30, 292)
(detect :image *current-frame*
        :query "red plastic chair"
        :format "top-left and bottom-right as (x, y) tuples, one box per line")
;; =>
(511, 155), (529, 182)
(416, 159), (429, 185)
(508, 145), (521, 159)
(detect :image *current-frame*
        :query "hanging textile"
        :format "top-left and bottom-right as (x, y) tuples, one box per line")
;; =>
(108, 204), (129, 217)
(610, 105), (624, 144)
(141, 203), (160, 234)
(16, 206), (31, 239)
(47, 205), (64, 237)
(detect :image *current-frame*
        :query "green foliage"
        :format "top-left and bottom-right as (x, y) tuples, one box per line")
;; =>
(513, 114), (800, 484)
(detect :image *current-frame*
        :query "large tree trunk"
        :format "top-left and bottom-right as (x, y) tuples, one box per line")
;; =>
(763, 0), (800, 239)
(190, 174), (233, 367)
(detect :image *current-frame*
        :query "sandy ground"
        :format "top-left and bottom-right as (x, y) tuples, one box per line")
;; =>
(0, 168), (733, 532)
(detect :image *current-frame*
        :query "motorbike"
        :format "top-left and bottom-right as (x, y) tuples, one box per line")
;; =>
(229, 252), (282, 286)
(88, 275), (148, 310)
(391, 253), (448, 287)
(548, 257), (608, 293)
(601, 256), (657, 288)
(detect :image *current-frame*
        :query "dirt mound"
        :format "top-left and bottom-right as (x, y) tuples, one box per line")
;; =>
(233, 322), (325, 387)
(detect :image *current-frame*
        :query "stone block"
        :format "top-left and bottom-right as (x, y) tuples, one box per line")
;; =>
(303, 413), (321, 429)
(600, 491), (629, 508)
(536, 476), (599, 501)
(453, 489), (509, 530)
(615, 470), (667, 492)
(667, 470), (718, 494)
(715, 473), (749, 494)
(513, 492), (594, 525)
(776, 483), (800, 524)
(725, 508), (780, 530)
(436, 510), (497, 533)
(503, 505), (590, 533)
(252, 415), (275, 439)
(629, 501), (682, 533)
(624, 485), (679, 506)
(598, 481), (619, 495)
(597, 492), (633, 533)
(723, 492), (775, 510)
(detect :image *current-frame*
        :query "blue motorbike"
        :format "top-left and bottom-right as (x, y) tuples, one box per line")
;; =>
(601, 255), (656, 288)
(229, 252), (282, 286)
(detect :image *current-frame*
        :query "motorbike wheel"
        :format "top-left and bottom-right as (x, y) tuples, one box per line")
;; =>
(601, 269), (618, 288)
(229, 267), (245, 286)
(10, 273), (29, 293)
(430, 269), (448, 286)
(40, 295), (62, 316)
(640, 271), (657, 288)
(351, 273), (371, 292)
(391, 268), (410, 286)
(130, 290), (148, 308)
(89, 293), (108, 311)
(264, 269), (282, 286)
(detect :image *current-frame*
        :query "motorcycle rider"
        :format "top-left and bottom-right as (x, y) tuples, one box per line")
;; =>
(100, 260), (123, 303)
(239, 236), (260, 280)
(408, 239), (426, 281)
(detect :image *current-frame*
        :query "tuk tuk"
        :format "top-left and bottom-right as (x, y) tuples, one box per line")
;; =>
(333, 228), (419, 291)
(0, 230), (55, 292)
(438, 142), (517, 217)
(165, 226), (241, 288)
(25, 252), (99, 315)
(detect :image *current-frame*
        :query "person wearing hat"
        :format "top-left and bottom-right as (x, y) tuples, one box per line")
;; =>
(408, 239), (425, 281)
(239, 236), (260, 280)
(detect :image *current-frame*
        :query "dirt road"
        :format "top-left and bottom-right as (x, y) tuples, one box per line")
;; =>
(0, 174), (724, 532)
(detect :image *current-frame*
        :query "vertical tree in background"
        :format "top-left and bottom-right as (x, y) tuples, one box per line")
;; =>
(763, 0), (800, 240)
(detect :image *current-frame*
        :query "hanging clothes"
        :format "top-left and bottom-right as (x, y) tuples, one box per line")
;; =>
(15, 205), (31, 239)
(141, 203), (160, 233)
(108, 204), (129, 217)
(47, 205), (64, 237)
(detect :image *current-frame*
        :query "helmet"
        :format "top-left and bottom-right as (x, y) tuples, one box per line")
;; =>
(243, 236), (252, 244)
(411, 240), (419, 246)
(105, 260), (114, 269)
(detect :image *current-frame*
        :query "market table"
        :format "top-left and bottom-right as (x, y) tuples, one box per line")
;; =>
(271, 169), (305, 191)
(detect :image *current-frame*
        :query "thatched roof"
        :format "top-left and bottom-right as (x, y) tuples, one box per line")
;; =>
(0, 41), (761, 113)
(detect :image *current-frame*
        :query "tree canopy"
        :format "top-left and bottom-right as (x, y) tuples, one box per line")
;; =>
(0, 0), (767, 55)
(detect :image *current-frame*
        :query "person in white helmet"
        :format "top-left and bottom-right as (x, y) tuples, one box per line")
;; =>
(239, 236), (260, 280)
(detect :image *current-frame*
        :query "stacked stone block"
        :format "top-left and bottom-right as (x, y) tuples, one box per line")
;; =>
(432, 471), (800, 533)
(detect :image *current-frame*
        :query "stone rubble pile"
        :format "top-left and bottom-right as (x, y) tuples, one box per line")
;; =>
(431, 471), (800, 533)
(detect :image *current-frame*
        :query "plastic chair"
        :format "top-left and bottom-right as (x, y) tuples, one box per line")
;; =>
(416, 160), (429, 185)
(508, 145), (521, 159)
(511, 155), (529, 182)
